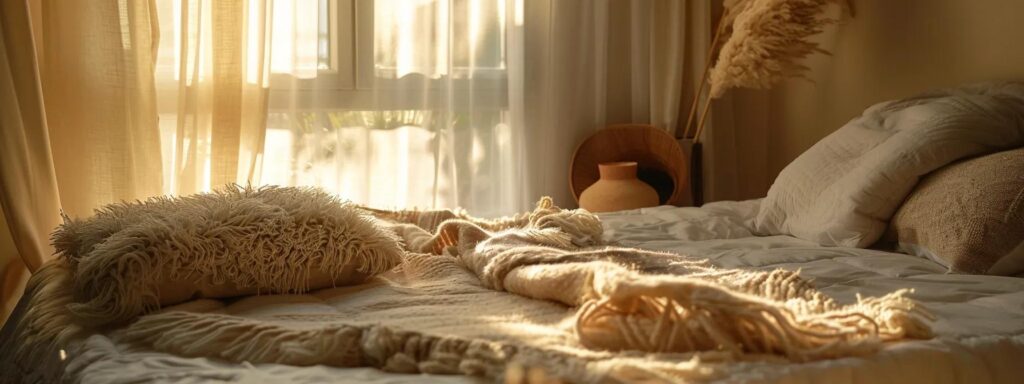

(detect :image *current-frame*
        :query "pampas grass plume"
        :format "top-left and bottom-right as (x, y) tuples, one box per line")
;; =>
(709, 0), (835, 97)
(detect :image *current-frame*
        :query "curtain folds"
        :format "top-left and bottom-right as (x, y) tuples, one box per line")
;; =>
(516, 0), (610, 209)
(0, 0), (61, 273)
(0, 0), (273, 275)
(157, 0), (271, 194)
(41, 0), (164, 217)
(622, 0), (690, 132)
(518, 0), (694, 208)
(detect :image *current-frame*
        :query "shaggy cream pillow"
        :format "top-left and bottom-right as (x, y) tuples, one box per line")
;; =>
(52, 185), (403, 327)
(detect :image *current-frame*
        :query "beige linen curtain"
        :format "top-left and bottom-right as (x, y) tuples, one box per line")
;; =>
(41, 0), (164, 218)
(0, 0), (62, 275)
(0, 0), (59, 323)
(0, 0), (271, 279)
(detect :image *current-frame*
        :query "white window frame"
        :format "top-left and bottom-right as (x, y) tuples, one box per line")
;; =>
(268, 0), (509, 112)
(268, 0), (352, 91)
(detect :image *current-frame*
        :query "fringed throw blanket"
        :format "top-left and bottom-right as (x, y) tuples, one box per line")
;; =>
(5, 197), (933, 383)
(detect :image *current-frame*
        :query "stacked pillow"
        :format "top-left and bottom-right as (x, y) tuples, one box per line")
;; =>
(754, 83), (1024, 244)
(754, 82), (1024, 275)
(889, 149), (1024, 275)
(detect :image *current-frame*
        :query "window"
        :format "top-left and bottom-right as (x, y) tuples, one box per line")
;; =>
(264, 0), (513, 212)
(252, 0), (510, 107)
(371, 0), (508, 80)
(152, 0), (513, 212)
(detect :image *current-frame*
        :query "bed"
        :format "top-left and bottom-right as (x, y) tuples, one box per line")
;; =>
(3, 84), (1024, 383)
(0, 199), (1020, 383)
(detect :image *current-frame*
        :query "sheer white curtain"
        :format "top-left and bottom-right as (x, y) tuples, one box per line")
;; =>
(516, 0), (694, 208)
(152, 0), (273, 196)
(0, 0), (56, 320)
(257, 0), (520, 217)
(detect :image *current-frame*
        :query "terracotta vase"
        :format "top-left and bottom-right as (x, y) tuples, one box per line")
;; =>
(578, 162), (660, 212)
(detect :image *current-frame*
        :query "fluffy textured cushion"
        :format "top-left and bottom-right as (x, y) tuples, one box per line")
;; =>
(889, 149), (1024, 275)
(756, 82), (1024, 247)
(52, 185), (403, 326)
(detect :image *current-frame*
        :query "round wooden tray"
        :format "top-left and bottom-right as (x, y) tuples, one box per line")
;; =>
(570, 124), (688, 206)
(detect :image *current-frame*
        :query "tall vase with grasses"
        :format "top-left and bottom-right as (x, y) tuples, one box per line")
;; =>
(680, 0), (839, 206)
(683, 0), (840, 143)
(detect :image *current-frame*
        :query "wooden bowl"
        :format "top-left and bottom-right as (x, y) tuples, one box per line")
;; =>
(570, 125), (688, 206)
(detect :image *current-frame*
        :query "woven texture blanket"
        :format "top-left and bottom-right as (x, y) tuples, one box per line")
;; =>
(6, 198), (933, 383)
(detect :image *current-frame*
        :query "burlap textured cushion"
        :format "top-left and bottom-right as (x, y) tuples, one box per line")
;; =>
(52, 185), (403, 326)
(890, 149), (1024, 275)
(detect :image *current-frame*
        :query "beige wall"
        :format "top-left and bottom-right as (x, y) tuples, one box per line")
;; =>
(765, 0), (1024, 181)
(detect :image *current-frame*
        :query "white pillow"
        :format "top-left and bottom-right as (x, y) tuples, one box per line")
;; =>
(755, 82), (1024, 247)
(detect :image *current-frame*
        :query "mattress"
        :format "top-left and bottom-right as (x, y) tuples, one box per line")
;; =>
(11, 200), (1024, 383)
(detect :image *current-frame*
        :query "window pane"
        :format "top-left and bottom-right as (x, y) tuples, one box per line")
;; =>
(374, 0), (506, 79)
(270, 0), (326, 77)
(450, 0), (505, 69)
(318, 0), (332, 70)
(153, 0), (333, 81)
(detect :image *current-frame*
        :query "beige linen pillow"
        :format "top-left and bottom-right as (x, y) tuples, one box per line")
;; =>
(890, 149), (1024, 275)
(52, 185), (404, 326)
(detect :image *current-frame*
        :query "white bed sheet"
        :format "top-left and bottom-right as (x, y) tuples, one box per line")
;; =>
(52, 200), (1024, 383)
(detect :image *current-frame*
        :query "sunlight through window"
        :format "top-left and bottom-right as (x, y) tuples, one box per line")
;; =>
(270, 0), (321, 78)
(374, 0), (506, 79)
(152, 0), (514, 214)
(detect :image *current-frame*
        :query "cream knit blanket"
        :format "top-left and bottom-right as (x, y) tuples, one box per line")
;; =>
(380, 198), (933, 358)
(9, 198), (933, 383)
